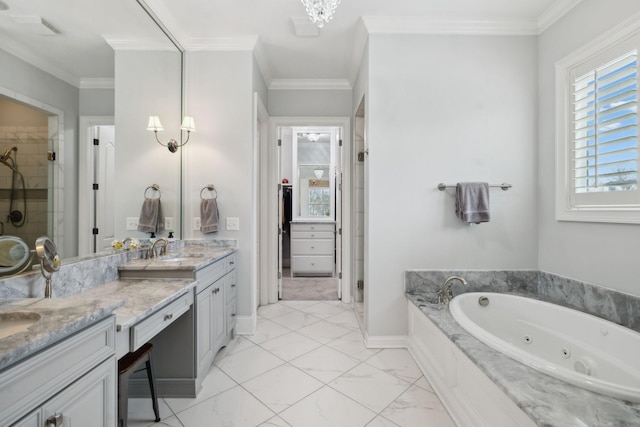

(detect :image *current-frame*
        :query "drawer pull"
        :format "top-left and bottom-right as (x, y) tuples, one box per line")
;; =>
(231, 313), (236, 317)
(164, 314), (173, 321)
(231, 284), (236, 288)
(46, 413), (64, 427)
(229, 261), (235, 265)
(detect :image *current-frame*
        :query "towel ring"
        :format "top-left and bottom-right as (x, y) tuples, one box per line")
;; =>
(200, 184), (217, 200)
(144, 184), (161, 199)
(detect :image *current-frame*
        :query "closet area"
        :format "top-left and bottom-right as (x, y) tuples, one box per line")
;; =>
(279, 126), (341, 300)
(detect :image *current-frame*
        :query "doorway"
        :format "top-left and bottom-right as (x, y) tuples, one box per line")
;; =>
(266, 117), (351, 305)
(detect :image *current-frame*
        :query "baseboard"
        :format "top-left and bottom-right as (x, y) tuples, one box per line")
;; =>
(235, 315), (256, 335)
(364, 333), (409, 349)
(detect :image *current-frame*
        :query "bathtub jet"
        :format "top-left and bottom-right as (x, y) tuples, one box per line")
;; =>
(449, 292), (640, 403)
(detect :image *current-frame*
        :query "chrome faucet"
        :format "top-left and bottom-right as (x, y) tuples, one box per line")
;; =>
(151, 238), (168, 258)
(437, 276), (468, 304)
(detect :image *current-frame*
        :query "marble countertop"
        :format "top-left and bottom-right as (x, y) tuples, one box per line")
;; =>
(406, 293), (640, 426)
(118, 246), (234, 273)
(77, 278), (196, 331)
(0, 296), (124, 371)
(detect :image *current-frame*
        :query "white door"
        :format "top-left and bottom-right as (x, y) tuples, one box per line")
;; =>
(335, 128), (343, 298)
(94, 125), (116, 252)
(277, 128), (284, 300)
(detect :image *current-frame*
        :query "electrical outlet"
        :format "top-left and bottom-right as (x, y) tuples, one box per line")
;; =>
(126, 217), (138, 230)
(165, 217), (174, 231)
(226, 217), (240, 231)
(193, 217), (201, 231)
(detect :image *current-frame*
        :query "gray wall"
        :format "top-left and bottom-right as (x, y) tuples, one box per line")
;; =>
(80, 88), (115, 116)
(364, 34), (539, 337)
(538, 0), (640, 296)
(268, 89), (352, 117)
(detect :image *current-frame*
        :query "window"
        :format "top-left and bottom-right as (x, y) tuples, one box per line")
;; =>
(556, 20), (640, 223)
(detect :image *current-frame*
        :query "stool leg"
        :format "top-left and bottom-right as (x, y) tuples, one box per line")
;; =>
(145, 356), (161, 422)
(118, 370), (130, 427)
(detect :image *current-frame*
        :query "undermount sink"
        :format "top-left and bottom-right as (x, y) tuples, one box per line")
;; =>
(0, 312), (41, 340)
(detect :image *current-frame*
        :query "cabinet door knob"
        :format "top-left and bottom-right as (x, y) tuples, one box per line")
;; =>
(231, 313), (236, 317)
(231, 284), (236, 288)
(164, 314), (173, 321)
(46, 413), (64, 427)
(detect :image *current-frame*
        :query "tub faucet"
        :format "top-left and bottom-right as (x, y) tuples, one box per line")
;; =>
(437, 276), (468, 305)
(151, 238), (168, 258)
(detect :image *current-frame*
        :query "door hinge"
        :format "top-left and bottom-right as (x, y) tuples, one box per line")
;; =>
(339, 139), (343, 147)
(339, 272), (342, 279)
(93, 183), (99, 190)
(278, 139), (282, 147)
(93, 138), (99, 146)
(92, 227), (99, 235)
(278, 227), (282, 235)
(338, 228), (342, 235)
(278, 272), (282, 279)
(47, 151), (56, 161)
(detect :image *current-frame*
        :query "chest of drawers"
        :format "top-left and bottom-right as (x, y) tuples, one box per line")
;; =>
(290, 222), (335, 276)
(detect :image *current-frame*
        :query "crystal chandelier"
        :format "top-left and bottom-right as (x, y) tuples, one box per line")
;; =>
(301, 0), (341, 28)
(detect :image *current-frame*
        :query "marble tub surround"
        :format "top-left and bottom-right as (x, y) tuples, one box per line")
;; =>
(406, 295), (640, 426)
(76, 278), (196, 331)
(405, 269), (640, 333)
(0, 296), (123, 370)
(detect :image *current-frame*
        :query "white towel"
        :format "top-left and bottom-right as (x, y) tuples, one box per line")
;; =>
(200, 198), (219, 234)
(455, 182), (490, 224)
(137, 198), (164, 233)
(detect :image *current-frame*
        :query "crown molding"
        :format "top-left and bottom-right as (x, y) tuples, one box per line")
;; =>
(80, 78), (114, 89)
(362, 16), (539, 36)
(0, 34), (80, 87)
(537, 0), (584, 33)
(103, 36), (176, 51)
(183, 35), (259, 51)
(269, 79), (352, 91)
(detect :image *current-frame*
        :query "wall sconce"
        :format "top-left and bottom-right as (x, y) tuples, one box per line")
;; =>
(147, 115), (196, 153)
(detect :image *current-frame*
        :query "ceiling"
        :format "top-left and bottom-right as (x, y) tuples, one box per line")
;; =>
(0, 0), (582, 88)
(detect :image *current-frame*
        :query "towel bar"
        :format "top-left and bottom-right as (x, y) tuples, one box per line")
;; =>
(200, 184), (217, 200)
(437, 183), (512, 191)
(143, 184), (161, 199)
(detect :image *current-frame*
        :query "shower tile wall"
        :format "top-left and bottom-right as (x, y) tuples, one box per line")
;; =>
(0, 125), (49, 245)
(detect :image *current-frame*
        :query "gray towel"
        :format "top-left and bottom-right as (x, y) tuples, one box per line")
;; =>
(137, 198), (164, 233)
(200, 198), (219, 233)
(455, 182), (490, 223)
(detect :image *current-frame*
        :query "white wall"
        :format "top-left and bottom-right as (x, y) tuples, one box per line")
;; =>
(538, 0), (640, 296)
(365, 34), (539, 337)
(114, 50), (182, 240)
(183, 50), (256, 320)
(268, 89), (352, 117)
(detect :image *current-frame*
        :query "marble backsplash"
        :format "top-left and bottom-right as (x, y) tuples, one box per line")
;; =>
(0, 239), (236, 299)
(405, 269), (640, 333)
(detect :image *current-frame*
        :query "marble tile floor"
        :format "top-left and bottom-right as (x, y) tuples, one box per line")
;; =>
(126, 300), (456, 427)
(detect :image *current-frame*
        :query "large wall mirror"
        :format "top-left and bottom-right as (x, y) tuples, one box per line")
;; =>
(292, 128), (338, 221)
(0, 0), (182, 268)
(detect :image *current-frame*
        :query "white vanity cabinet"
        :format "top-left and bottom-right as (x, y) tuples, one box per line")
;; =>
(3, 317), (116, 427)
(290, 222), (335, 276)
(194, 253), (236, 384)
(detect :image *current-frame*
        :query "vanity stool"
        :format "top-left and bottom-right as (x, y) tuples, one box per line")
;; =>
(117, 342), (161, 427)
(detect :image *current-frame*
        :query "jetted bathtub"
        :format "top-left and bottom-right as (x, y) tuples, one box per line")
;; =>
(449, 292), (640, 402)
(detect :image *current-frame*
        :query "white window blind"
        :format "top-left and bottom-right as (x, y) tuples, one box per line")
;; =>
(572, 50), (638, 194)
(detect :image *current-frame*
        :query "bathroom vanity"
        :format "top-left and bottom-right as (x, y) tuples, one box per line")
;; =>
(0, 242), (237, 425)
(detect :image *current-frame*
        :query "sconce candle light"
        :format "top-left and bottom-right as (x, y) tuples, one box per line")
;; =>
(147, 115), (196, 153)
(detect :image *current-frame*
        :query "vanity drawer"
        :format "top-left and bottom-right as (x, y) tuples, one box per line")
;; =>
(291, 239), (334, 255)
(194, 259), (226, 293)
(225, 254), (236, 271)
(291, 231), (334, 239)
(130, 291), (192, 351)
(224, 271), (237, 304)
(291, 223), (334, 232)
(291, 256), (334, 274)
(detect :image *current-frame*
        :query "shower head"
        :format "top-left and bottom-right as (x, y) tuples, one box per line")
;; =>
(0, 147), (17, 161)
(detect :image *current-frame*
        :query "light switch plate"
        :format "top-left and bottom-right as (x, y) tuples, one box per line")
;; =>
(226, 217), (240, 231)
(165, 217), (174, 231)
(193, 217), (201, 231)
(126, 217), (138, 230)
